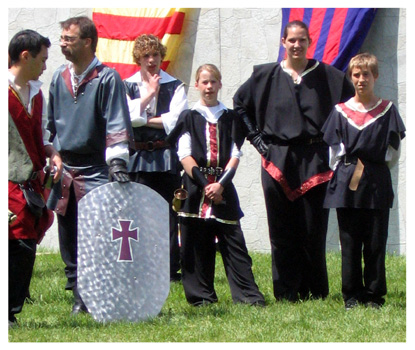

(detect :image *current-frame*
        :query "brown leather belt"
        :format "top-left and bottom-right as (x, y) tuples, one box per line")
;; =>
(349, 159), (364, 191)
(135, 140), (169, 151)
(342, 155), (364, 191)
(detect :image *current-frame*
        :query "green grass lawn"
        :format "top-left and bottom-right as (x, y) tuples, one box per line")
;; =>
(8, 250), (406, 342)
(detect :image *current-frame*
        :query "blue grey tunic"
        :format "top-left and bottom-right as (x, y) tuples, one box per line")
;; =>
(47, 63), (133, 215)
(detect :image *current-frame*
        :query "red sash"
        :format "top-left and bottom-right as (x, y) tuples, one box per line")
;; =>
(200, 122), (218, 218)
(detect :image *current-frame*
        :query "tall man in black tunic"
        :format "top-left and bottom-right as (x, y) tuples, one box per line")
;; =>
(233, 20), (354, 301)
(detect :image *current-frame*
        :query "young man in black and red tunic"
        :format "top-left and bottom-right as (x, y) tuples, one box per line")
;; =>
(167, 64), (265, 306)
(322, 53), (406, 310)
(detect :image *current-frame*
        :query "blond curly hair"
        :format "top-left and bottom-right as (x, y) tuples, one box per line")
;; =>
(132, 34), (167, 66)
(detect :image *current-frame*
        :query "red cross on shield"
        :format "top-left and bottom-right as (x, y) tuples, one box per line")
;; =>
(112, 219), (139, 262)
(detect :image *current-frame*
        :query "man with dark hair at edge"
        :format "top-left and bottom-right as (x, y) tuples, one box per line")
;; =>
(9, 29), (63, 327)
(47, 16), (133, 314)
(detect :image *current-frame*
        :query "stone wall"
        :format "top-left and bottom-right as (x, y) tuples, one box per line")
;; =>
(8, 8), (406, 254)
(179, 8), (406, 254)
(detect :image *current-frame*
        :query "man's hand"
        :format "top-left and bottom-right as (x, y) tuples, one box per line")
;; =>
(109, 159), (130, 183)
(44, 145), (63, 183)
(143, 70), (161, 97)
(239, 113), (269, 156)
(249, 131), (269, 156)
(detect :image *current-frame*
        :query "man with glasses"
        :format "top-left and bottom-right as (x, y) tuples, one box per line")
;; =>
(47, 16), (133, 315)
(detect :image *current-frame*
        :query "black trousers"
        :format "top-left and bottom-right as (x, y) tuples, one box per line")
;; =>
(337, 208), (389, 304)
(9, 239), (37, 321)
(261, 168), (329, 301)
(130, 171), (181, 279)
(57, 184), (78, 290)
(180, 217), (265, 306)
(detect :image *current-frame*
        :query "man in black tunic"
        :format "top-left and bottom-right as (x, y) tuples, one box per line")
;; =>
(233, 20), (354, 301)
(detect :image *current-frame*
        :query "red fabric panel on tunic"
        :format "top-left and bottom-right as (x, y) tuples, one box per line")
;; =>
(8, 87), (53, 241)
(201, 122), (219, 218)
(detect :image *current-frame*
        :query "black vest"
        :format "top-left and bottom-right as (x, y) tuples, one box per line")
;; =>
(124, 79), (183, 142)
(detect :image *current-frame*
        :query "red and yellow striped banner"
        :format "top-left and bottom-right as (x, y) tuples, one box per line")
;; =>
(93, 8), (190, 79)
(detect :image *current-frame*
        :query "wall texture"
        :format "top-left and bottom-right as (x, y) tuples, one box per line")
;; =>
(8, 8), (406, 254)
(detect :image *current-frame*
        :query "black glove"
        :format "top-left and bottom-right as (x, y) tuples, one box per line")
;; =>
(248, 131), (269, 156)
(109, 159), (130, 183)
(240, 113), (269, 156)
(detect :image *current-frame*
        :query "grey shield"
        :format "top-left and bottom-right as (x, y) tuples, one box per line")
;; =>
(77, 182), (169, 322)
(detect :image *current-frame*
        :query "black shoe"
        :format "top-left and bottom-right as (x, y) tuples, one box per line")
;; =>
(345, 298), (358, 310)
(251, 300), (266, 307)
(72, 286), (88, 315)
(192, 299), (217, 307)
(170, 273), (182, 282)
(8, 316), (17, 328)
(72, 301), (88, 314)
(365, 301), (382, 309)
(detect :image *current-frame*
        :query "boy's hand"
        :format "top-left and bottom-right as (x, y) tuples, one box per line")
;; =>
(205, 183), (224, 203)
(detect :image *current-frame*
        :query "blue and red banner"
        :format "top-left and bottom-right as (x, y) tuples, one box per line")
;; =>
(278, 8), (377, 71)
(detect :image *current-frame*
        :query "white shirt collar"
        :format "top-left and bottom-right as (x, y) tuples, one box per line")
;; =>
(280, 60), (320, 84)
(8, 70), (43, 102)
(192, 100), (228, 123)
(68, 56), (100, 85)
(344, 97), (383, 112)
(125, 69), (177, 84)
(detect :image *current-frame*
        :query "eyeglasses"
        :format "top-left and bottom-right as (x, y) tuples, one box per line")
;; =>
(60, 35), (79, 43)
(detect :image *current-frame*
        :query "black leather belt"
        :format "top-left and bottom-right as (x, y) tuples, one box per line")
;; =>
(263, 135), (324, 146)
(199, 166), (224, 176)
(341, 155), (358, 165)
(60, 151), (106, 166)
(135, 140), (169, 151)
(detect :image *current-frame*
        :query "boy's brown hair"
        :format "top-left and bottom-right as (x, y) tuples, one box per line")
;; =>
(348, 53), (379, 79)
